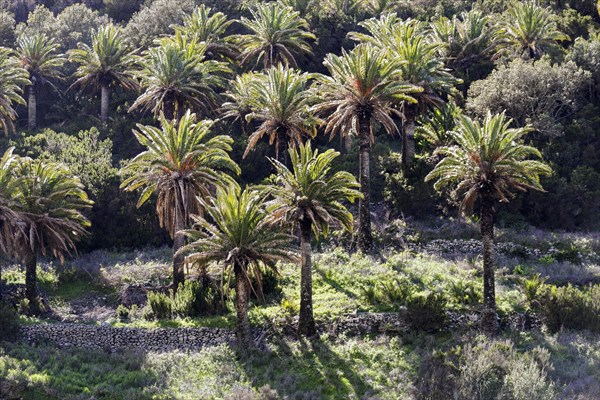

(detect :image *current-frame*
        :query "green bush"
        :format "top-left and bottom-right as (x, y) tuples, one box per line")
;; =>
(171, 281), (198, 318)
(541, 283), (600, 333)
(0, 301), (20, 341)
(146, 291), (172, 320)
(116, 304), (129, 322)
(406, 292), (447, 332)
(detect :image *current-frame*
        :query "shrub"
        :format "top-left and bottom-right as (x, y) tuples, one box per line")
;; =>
(448, 279), (481, 307)
(406, 292), (447, 332)
(0, 301), (20, 341)
(171, 281), (198, 318)
(541, 284), (600, 333)
(116, 304), (129, 322)
(146, 291), (171, 320)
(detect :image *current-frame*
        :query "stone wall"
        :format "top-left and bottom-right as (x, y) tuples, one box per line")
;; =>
(20, 323), (235, 352)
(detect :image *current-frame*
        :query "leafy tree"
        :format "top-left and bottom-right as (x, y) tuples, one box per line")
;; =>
(0, 10), (16, 47)
(351, 16), (460, 170)
(16, 34), (65, 131)
(239, 65), (319, 162)
(180, 183), (298, 348)
(425, 113), (551, 333)
(0, 47), (29, 135)
(236, 2), (316, 69)
(69, 24), (138, 124)
(266, 142), (361, 336)
(312, 44), (420, 252)
(120, 111), (239, 292)
(130, 35), (229, 120)
(13, 158), (92, 313)
(104, 0), (143, 23)
(176, 4), (237, 61)
(501, 1), (569, 59)
(54, 3), (110, 51)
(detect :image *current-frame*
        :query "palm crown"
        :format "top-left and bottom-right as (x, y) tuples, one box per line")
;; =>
(0, 147), (23, 256)
(0, 47), (29, 134)
(236, 2), (316, 69)
(17, 34), (64, 85)
(426, 112), (552, 213)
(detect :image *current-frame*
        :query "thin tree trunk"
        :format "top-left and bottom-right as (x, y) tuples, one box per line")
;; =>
(276, 133), (289, 166)
(25, 250), (39, 315)
(163, 94), (175, 121)
(172, 206), (186, 294)
(402, 107), (416, 171)
(234, 261), (251, 349)
(357, 116), (373, 252)
(28, 85), (37, 132)
(298, 218), (316, 336)
(100, 83), (110, 124)
(480, 196), (498, 334)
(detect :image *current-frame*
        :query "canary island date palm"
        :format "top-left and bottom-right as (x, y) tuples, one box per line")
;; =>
(179, 184), (298, 348)
(176, 4), (237, 61)
(501, 1), (569, 59)
(221, 72), (259, 135)
(120, 111), (239, 292)
(69, 25), (138, 124)
(425, 112), (551, 334)
(312, 44), (420, 252)
(13, 159), (92, 314)
(0, 47), (29, 135)
(130, 36), (229, 121)
(351, 17), (460, 170)
(242, 65), (319, 163)
(266, 142), (361, 336)
(236, 2), (316, 69)
(17, 34), (65, 131)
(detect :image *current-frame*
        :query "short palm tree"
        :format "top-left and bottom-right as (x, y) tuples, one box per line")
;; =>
(0, 47), (29, 135)
(351, 17), (460, 170)
(312, 44), (420, 252)
(242, 65), (319, 162)
(180, 184), (298, 348)
(129, 36), (229, 120)
(502, 1), (568, 59)
(17, 34), (65, 131)
(13, 158), (92, 313)
(176, 4), (237, 61)
(120, 111), (239, 292)
(425, 112), (551, 334)
(236, 2), (316, 69)
(69, 24), (138, 124)
(266, 142), (361, 336)
(221, 72), (259, 135)
(0, 148), (24, 273)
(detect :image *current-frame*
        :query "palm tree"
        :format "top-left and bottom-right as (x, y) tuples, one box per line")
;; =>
(176, 4), (237, 61)
(266, 142), (361, 336)
(129, 36), (229, 121)
(350, 17), (460, 170)
(312, 44), (420, 252)
(180, 183), (298, 348)
(120, 111), (239, 292)
(425, 112), (551, 334)
(69, 24), (138, 124)
(236, 2), (316, 69)
(364, 0), (401, 16)
(242, 65), (319, 162)
(16, 34), (65, 131)
(13, 158), (92, 313)
(0, 47), (29, 135)
(502, 1), (568, 59)
(221, 72), (259, 135)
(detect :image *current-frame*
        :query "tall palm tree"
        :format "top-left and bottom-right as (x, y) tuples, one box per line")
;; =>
(266, 142), (361, 336)
(425, 112), (551, 334)
(16, 34), (65, 131)
(13, 158), (92, 313)
(129, 35), (229, 121)
(176, 4), (237, 61)
(69, 24), (138, 124)
(180, 183), (298, 348)
(120, 111), (239, 292)
(312, 44), (420, 252)
(501, 1), (568, 59)
(241, 65), (319, 162)
(235, 2), (316, 70)
(351, 17), (460, 170)
(0, 47), (29, 135)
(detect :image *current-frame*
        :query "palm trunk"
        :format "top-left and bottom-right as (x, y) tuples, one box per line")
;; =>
(163, 95), (175, 121)
(172, 206), (186, 294)
(28, 85), (37, 131)
(276, 133), (289, 166)
(25, 250), (39, 315)
(234, 261), (251, 348)
(401, 107), (416, 171)
(357, 116), (373, 252)
(100, 83), (110, 124)
(480, 196), (498, 334)
(298, 218), (316, 336)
